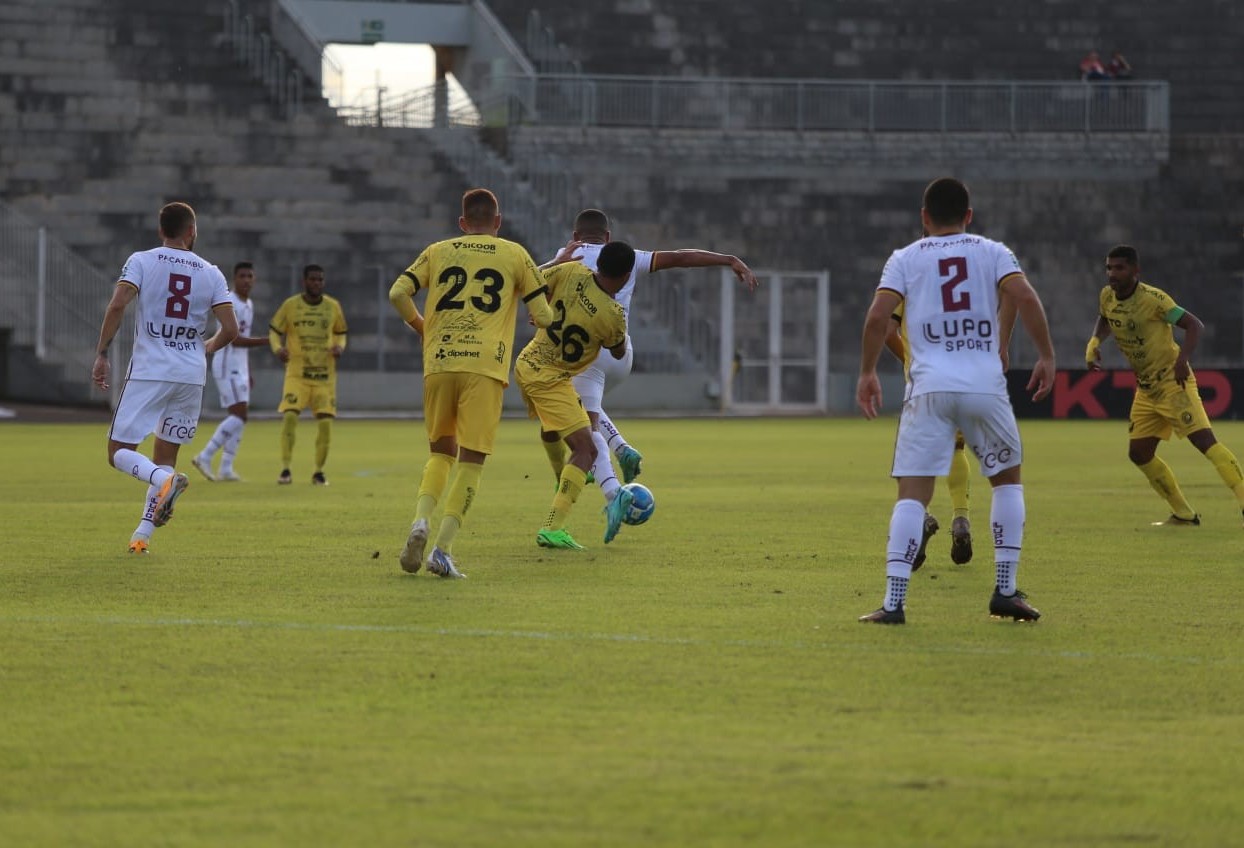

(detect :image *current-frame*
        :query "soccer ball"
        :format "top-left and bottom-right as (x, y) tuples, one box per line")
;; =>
(620, 483), (655, 525)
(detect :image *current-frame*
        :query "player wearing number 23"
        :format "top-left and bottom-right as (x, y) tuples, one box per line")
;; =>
(387, 188), (556, 578)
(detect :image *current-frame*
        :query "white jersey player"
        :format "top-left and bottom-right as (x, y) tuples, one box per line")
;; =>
(544, 209), (758, 526)
(855, 178), (1055, 625)
(193, 262), (268, 482)
(92, 202), (237, 554)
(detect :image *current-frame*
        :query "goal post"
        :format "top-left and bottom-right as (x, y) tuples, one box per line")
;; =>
(719, 269), (830, 413)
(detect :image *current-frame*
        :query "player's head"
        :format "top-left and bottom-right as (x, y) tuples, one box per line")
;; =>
(232, 261), (255, 298)
(460, 188), (501, 234)
(159, 202), (197, 250)
(572, 208), (610, 244)
(594, 241), (636, 294)
(920, 178), (972, 233)
(302, 263), (325, 301)
(1105, 244), (1140, 293)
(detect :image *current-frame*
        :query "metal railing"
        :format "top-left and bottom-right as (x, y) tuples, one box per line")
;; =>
(499, 75), (1170, 134)
(0, 199), (116, 401)
(222, 0), (306, 116)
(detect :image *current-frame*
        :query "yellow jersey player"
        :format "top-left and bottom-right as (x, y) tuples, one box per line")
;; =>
(516, 241), (631, 550)
(268, 264), (348, 485)
(1087, 244), (1244, 526)
(388, 188), (556, 578)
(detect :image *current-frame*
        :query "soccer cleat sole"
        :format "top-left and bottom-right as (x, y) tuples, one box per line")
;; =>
(128, 539), (150, 555)
(911, 514), (939, 572)
(399, 520), (429, 574)
(152, 473), (189, 528)
(950, 519), (973, 564)
(1150, 514), (1200, 527)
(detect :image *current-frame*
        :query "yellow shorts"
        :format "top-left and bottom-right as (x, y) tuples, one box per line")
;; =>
(517, 369), (590, 437)
(423, 371), (504, 455)
(1129, 375), (1212, 441)
(279, 377), (336, 417)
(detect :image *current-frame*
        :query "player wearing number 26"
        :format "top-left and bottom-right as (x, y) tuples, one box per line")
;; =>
(92, 201), (238, 554)
(387, 188), (556, 578)
(856, 177), (1056, 625)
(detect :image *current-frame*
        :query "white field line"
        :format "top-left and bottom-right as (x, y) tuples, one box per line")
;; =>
(0, 614), (1239, 667)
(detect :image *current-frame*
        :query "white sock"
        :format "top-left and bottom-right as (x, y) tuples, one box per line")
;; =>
(135, 481), (160, 539)
(591, 430), (621, 500)
(599, 411), (630, 456)
(991, 484), (1025, 596)
(884, 499), (926, 610)
(114, 449), (172, 488)
(218, 416), (245, 474)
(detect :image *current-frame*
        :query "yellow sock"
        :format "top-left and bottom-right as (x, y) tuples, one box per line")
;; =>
(542, 435), (567, 480)
(542, 465), (587, 532)
(948, 446), (971, 519)
(1138, 457), (1196, 519)
(280, 411), (298, 466)
(416, 453), (455, 521)
(1205, 443), (1244, 507)
(436, 461), (483, 550)
(315, 417), (332, 470)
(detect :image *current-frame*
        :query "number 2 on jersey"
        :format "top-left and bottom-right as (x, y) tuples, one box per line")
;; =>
(939, 257), (971, 312)
(435, 266), (504, 313)
(165, 273), (192, 319)
(547, 300), (589, 363)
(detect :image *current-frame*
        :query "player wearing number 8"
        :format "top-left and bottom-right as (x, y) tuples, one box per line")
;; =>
(516, 242), (631, 550)
(91, 201), (237, 554)
(388, 188), (556, 578)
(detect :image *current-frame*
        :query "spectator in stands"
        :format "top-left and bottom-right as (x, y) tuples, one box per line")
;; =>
(1107, 51), (1133, 80)
(1079, 51), (1108, 81)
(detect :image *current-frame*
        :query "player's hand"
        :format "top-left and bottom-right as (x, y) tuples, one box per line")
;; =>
(330, 345), (343, 359)
(732, 258), (759, 292)
(1028, 356), (1056, 402)
(1174, 355), (1190, 388)
(549, 240), (584, 266)
(91, 354), (110, 390)
(1086, 348), (1103, 371)
(276, 347), (290, 363)
(856, 372), (883, 419)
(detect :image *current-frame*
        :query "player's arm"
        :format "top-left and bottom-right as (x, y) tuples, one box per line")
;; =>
(91, 281), (138, 390)
(268, 322), (289, 363)
(388, 271), (425, 336)
(330, 304), (347, 358)
(857, 289), (902, 419)
(204, 303), (238, 355)
(651, 249), (758, 291)
(883, 316), (906, 364)
(997, 290), (1018, 372)
(1085, 314), (1111, 370)
(1172, 309), (1203, 388)
(232, 334), (269, 349)
(539, 239), (584, 270)
(999, 273), (1056, 401)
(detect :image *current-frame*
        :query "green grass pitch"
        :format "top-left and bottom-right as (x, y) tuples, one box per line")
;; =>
(2, 416), (1243, 847)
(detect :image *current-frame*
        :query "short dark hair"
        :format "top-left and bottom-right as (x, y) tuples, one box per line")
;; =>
(1107, 244), (1139, 265)
(303, 264), (324, 279)
(233, 261), (254, 275)
(597, 241), (636, 278)
(159, 202), (195, 239)
(922, 178), (971, 227)
(462, 188), (499, 225)
(574, 208), (609, 238)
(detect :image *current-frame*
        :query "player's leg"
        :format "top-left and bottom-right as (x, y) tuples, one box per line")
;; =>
(277, 378), (306, 484)
(216, 392), (251, 480)
(107, 380), (174, 552)
(426, 374), (503, 577)
(400, 373), (458, 572)
(309, 383), (335, 485)
(947, 432), (973, 563)
(573, 366), (613, 493)
(1129, 390), (1197, 523)
(962, 394), (1039, 621)
(540, 429), (567, 481)
(860, 393), (954, 624)
(1178, 381), (1244, 519)
(526, 380), (591, 549)
(598, 343), (642, 482)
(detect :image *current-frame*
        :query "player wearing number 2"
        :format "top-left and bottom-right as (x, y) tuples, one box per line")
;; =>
(91, 201), (238, 554)
(856, 177), (1056, 624)
(388, 188), (556, 578)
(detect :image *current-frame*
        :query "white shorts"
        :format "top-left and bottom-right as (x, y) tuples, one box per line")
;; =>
(892, 391), (1022, 478)
(211, 358), (250, 408)
(573, 335), (633, 414)
(110, 379), (204, 446)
